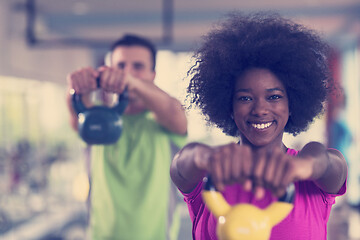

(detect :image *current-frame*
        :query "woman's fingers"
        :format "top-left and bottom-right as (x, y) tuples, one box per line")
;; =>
(253, 148), (295, 198)
(231, 144), (242, 182)
(263, 148), (286, 195)
(209, 143), (252, 191)
(227, 144), (253, 190)
(222, 144), (234, 184)
(240, 145), (253, 191)
(211, 144), (255, 192)
(252, 150), (267, 199)
(210, 148), (226, 191)
(202, 144), (299, 200)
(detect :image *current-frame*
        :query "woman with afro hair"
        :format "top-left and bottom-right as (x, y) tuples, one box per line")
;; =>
(170, 12), (347, 240)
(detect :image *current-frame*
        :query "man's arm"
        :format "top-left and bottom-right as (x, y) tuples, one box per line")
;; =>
(128, 76), (187, 135)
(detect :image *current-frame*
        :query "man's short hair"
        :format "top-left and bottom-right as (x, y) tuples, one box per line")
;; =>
(110, 34), (157, 70)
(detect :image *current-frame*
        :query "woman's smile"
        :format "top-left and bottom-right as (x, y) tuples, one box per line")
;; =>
(250, 121), (274, 130)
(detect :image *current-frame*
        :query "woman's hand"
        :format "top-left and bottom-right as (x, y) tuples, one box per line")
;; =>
(250, 148), (313, 199)
(197, 143), (315, 199)
(171, 141), (344, 198)
(199, 143), (253, 193)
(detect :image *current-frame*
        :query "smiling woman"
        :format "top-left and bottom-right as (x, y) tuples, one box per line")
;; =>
(170, 11), (348, 240)
(232, 68), (290, 148)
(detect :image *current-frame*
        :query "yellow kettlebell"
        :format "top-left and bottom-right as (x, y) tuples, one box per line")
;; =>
(202, 176), (295, 240)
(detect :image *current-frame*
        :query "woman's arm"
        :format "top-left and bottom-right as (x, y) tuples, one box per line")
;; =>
(298, 141), (347, 194)
(170, 142), (254, 194)
(170, 142), (213, 193)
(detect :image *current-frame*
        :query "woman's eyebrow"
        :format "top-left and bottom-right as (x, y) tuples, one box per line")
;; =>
(234, 88), (285, 93)
(267, 88), (285, 92)
(234, 88), (251, 93)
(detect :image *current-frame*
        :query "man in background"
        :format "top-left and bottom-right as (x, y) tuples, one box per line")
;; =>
(66, 34), (187, 240)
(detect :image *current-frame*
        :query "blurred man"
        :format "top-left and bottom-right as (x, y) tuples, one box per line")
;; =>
(66, 34), (187, 240)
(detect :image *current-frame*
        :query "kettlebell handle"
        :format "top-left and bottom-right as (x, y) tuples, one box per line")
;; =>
(71, 76), (129, 115)
(96, 76), (101, 88)
(203, 175), (295, 204)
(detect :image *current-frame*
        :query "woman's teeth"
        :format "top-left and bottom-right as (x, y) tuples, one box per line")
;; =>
(252, 122), (272, 130)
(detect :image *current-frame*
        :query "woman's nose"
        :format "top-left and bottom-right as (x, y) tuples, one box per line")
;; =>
(251, 99), (268, 116)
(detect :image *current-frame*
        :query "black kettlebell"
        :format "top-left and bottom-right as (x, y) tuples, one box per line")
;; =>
(71, 78), (128, 145)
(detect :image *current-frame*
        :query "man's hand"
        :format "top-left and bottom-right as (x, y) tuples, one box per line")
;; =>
(98, 66), (130, 94)
(67, 67), (99, 94)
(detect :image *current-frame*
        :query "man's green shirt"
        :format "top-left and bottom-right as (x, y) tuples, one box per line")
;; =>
(90, 111), (187, 240)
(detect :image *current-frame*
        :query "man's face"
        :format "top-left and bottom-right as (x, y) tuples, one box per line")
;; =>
(111, 45), (156, 114)
(111, 45), (155, 81)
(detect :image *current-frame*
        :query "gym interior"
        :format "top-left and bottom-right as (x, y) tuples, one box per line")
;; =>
(0, 0), (359, 239)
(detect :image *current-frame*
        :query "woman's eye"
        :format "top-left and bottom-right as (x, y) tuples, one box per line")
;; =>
(268, 95), (282, 100)
(238, 96), (252, 101)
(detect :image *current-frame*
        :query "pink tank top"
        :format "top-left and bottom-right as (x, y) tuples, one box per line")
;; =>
(182, 148), (347, 240)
